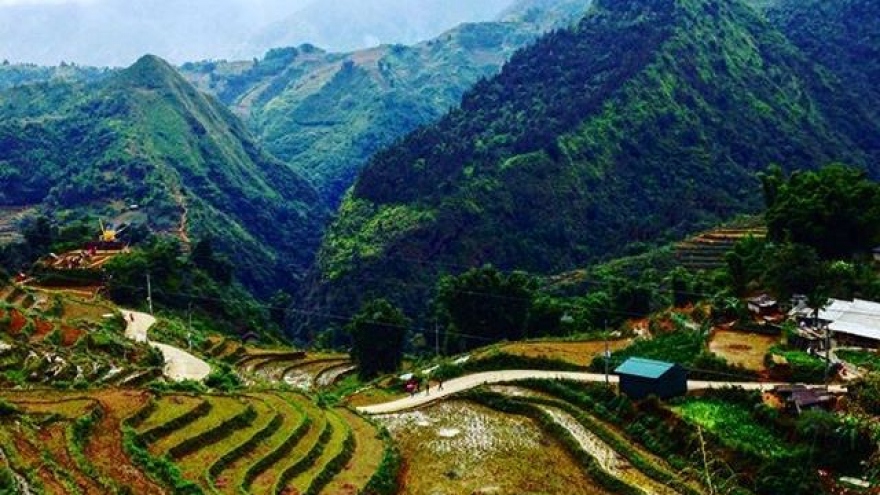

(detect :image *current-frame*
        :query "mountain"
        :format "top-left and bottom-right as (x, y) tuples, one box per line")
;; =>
(764, 0), (880, 117)
(0, 55), (326, 295)
(249, 0), (516, 55)
(299, 0), (880, 333)
(182, 0), (591, 204)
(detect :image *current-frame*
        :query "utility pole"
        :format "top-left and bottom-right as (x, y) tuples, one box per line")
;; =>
(604, 319), (610, 386)
(188, 302), (193, 351)
(146, 272), (153, 315)
(434, 319), (440, 357)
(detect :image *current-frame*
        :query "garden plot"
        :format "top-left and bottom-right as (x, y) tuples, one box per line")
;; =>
(496, 340), (632, 367)
(708, 330), (779, 371)
(376, 400), (610, 495)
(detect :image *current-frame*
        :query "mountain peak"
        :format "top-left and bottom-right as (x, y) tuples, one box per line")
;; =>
(117, 54), (184, 90)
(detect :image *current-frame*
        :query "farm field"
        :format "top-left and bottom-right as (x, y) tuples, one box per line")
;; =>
(708, 330), (779, 371)
(497, 339), (633, 367)
(376, 400), (612, 495)
(0, 388), (389, 495)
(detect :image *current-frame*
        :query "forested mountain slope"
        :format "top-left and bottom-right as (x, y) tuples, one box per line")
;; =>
(182, 0), (590, 204)
(765, 0), (880, 122)
(0, 55), (326, 295)
(300, 0), (880, 332)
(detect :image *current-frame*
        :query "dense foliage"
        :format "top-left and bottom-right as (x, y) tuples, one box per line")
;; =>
(306, 0), (880, 332)
(347, 299), (409, 379)
(0, 55), (327, 296)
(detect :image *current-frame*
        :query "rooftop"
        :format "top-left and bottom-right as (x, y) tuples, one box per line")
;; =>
(614, 357), (678, 379)
(821, 299), (880, 342)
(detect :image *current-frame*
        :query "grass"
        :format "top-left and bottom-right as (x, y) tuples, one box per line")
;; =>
(148, 396), (248, 457)
(213, 393), (305, 494)
(134, 395), (205, 437)
(286, 409), (350, 494)
(837, 349), (880, 371)
(248, 397), (325, 494)
(175, 395), (274, 491)
(672, 398), (789, 459)
(320, 408), (385, 495)
(375, 400), (611, 495)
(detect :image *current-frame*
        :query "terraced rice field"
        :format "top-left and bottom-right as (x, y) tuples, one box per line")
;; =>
(377, 400), (612, 495)
(675, 227), (767, 271)
(0, 388), (389, 495)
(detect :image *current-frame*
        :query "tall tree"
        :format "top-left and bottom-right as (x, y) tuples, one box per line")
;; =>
(347, 299), (409, 379)
(436, 266), (534, 353)
(765, 165), (880, 259)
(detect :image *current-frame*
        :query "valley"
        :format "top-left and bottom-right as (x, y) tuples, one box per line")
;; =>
(1, 0), (880, 493)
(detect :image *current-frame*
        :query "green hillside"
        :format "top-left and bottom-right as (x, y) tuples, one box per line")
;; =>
(182, 0), (590, 204)
(303, 0), (880, 330)
(765, 0), (880, 128)
(0, 55), (326, 295)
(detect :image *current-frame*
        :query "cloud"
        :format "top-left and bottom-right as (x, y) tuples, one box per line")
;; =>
(0, 0), (99, 5)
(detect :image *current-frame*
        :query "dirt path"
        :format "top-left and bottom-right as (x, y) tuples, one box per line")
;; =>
(124, 310), (210, 382)
(173, 190), (191, 248)
(357, 370), (846, 414)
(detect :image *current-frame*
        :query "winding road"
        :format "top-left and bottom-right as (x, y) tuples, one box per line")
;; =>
(123, 310), (211, 382)
(357, 370), (846, 414)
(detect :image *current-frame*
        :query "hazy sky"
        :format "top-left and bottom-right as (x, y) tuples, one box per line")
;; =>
(0, 0), (514, 66)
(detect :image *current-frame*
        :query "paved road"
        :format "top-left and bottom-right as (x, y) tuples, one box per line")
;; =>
(123, 310), (211, 382)
(357, 370), (846, 414)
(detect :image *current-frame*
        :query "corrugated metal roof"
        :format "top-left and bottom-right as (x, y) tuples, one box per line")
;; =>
(614, 357), (676, 379)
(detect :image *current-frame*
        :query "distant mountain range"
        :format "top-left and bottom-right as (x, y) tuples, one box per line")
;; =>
(0, 0), (514, 66)
(299, 0), (880, 331)
(181, 0), (591, 204)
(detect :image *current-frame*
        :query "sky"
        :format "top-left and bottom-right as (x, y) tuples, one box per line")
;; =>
(0, 0), (514, 66)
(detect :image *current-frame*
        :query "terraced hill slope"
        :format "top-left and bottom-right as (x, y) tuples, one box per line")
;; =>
(0, 388), (391, 495)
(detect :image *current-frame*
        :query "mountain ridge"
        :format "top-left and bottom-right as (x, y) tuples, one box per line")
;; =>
(299, 0), (880, 333)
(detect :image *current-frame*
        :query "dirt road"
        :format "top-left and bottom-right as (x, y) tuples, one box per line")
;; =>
(123, 310), (211, 382)
(357, 370), (846, 414)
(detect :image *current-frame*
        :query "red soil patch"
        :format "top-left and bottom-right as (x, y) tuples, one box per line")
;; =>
(38, 423), (105, 494)
(85, 389), (164, 495)
(33, 319), (54, 339)
(60, 326), (83, 346)
(8, 309), (26, 334)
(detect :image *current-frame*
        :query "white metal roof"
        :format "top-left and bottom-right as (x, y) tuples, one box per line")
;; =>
(820, 299), (880, 342)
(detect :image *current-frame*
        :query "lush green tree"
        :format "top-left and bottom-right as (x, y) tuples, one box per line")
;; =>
(436, 266), (534, 353)
(763, 242), (826, 301)
(347, 299), (409, 379)
(764, 165), (880, 259)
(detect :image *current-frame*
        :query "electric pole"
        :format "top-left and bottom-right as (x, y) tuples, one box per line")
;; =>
(434, 319), (439, 357)
(604, 319), (610, 386)
(146, 272), (153, 315)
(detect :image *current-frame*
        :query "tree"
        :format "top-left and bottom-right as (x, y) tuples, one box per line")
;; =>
(347, 299), (409, 380)
(765, 164), (880, 259)
(435, 266), (534, 353)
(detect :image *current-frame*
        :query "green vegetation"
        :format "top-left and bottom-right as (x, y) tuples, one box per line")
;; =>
(308, 0), (880, 333)
(0, 54), (326, 299)
(181, 3), (585, 205)
(347, 299), (409, 379)
(673, 398), (789, 458)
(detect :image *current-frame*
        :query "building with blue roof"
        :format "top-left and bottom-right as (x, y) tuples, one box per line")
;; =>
(614, 357), (687, 400)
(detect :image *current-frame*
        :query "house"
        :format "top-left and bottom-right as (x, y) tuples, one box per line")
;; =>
(747, 294), (778, 316)
(771, 384), (835, 414)
(787, 297), (880, 349)
(614, 357), (687, 400)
